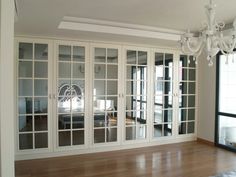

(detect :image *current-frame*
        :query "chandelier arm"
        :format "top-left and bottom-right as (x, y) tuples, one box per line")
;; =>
(186, 39), (203, 54)
(219, 39), (236, 53)
(181, 44), (194, 55)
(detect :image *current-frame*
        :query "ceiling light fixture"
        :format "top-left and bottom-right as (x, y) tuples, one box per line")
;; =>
(180, 0), (236, 66)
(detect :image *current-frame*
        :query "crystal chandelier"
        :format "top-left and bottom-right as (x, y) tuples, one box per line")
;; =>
(180, 0), (236, 66)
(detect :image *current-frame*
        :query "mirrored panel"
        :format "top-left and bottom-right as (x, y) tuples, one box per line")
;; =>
(59, 131), (71, 146)
(34, 97), (48, 113)
(95, 48), (106, 63)
(34, 62), (48, 78)
(19, 79), (33, 96)
(34, 115), (47, 131)
(34, 79), (48, 96)
(59, 63), (71, 78)
(94, 129), (105, 143)
(35, 133), (48, 148)
(19, 116), (32, 132)
(59, 45), (71, 61)
(107, 49), (118, 63)
(106, 128), (117, 142)
(19, 133), (33, 150)
(72, 130), (84, 145)
(19, 97), (32, 114)
(19, 43), (33, 59)
(127, 50), (136, 64)
(35, 44), (48, 60)
(19, 61), (32, 78)
(107, 65), (118, 79)
(126, 126), (136, 140)
(138, 51), (147, 65)
(73, 46), (85, 62)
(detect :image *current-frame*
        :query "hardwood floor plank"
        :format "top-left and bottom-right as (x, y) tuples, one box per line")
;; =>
(15, 141), (236, 177)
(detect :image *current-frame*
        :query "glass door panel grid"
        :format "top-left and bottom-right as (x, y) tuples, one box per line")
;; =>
(18, 42), (49, 150)
(57, 45), (86, 147)
(125, 50), (148, 141)
(153, 52), (174, 138)
(178, 55), (196, 135)
(93, 47), (118, 144)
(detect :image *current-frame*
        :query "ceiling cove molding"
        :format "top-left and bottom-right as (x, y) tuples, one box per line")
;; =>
(58, 16), (183, 41)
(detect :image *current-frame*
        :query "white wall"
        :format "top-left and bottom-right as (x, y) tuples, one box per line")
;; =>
(197, 54), (216, 142)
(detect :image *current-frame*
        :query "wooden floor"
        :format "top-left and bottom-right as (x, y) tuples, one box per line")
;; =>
(15, 141), (236, 177)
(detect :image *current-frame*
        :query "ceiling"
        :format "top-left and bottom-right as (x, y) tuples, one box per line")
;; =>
(15, 0), (236, 46)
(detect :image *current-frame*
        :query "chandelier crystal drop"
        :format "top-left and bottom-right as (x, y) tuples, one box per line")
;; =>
(180, 0), (236, 66)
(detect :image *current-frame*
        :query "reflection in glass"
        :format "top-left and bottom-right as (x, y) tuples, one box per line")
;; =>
(137, 125), (146, 139)
(73, 130), (84, 145)
(19, 43), (33, 59)
(165, 54), (173, 67)
(155, 65), (164, 79)
(95, 48), (106, 63)
(94, 80), (105, 95)
(94, 129), (105, 143)
(127, 50), (136, 64)
(19, 61), (32, 77)
(126, 111), (136, 125)
(179, 96), (187, 108)
(59, 131), (71, 146)
(179, 82), (188, 95)
(35, 133), (48, 148)
(189, 69), (196, 80)
(155, 53), (164, 65)
(35, 44), (48, 60)
(73, 46), (85, 62)
(73, 63), (85, 79)
(19, 97), (32, 114)
(179, 109), (187, 121)
(179, 122), (187, 134)
(180, 55), (188, 68)
(189, 56), (196, 68)
(94, 114), (105, 127)
(188, 96), (195, 107)
(219, 116), (236, 146)
(154, 124), (162, 137)
(72, 114), (84, 129)
(187, 122), (195, 133)
(180, 68), (188, 81)
(155, 81), (164, 95)
(58, 115), (71, 129)
(107, 49), (118, 63)
(154, 110), (162, 124)
(94, 64), (105, 79)
(19, 79), (33, 96)
(188, 109), (195, 121)
(126, 126), (136, 140)
(107, 65), (118, 79)
(59, 45), (71, 61)
(164, 124), (172, 136)
(59, 63), (71, 78)
(106, 128), (117, 142)
(19, 134), (33, 150)
(19, 116), (32, 132)
(34, 97), (48, 113)
(138, 51), (147, 65)
(188, 82), (196, 94)
(163, 109), (172, 122)
(126, 81), (136, 95)
(107, 81), (118, 95)
(34, 62), (48, 78)
(34, 80), (48, 96)
(126, 96), (135, 110)
(34, 115), (47, 131)
(107, 115), (117, 126)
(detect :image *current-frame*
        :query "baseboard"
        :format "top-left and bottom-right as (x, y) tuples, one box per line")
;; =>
(197, 137), (215, 146)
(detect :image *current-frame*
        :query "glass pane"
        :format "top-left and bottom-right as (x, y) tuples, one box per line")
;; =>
(126, 81), (135, 95)
(126, 96), (135, 110)
(59, 63), (71, 78)
(179, 109), (187, 121)
(106, 128), (117, 142)
(34, 62), (48, 78)
(137, 66), (147, 80)
(73, 63), (85, 79)
(165, 54), (173, 67)
(155, 53), (164, 66)
(219, 116), (236, 146)
(72, 114), (84, 129)
(180, 68), (188, 81)
(189, 69), (196, 81)
(19, 43), (33, 59)
(19, 133), (33, 150)
(180, 55), (188, 68)
(35, 44), (48, 60)
(187, 122), (195, 134)
(164, 82), (172, 95)
(34, 80), (48, 96)
(34, 115), (47, 131)
(189, 56), (196, 68)
(154, 124), (162, 137)
(72, 130), (84, 145)
(94, 114), (105, 127)
(138, 51), (147, 65)
(58, 115), (71, 130)
(107, 65), (118, 79)
(94, 64), (105, 79)
(58, 80), (71, 96)
(19, 97), (32, 114)
(164, 124), (172, 136)
(155, 81), (164, 95)
(155, 65), (164, 81)
(19, 116), (32, 132)
(188, 96), (195, 107)
(94, 129), (105, 143)
(19, 79), (32, 96)
(127, 66), (136, 80)
(137, 125), (146, 139)
(163, 109), (172, 122)
(126, 111), (136, 125)
(179, 96), (188, 108)
(94, 96), (105, 112)
(107, 96), (117, 110)
(126, 126), (136, 140)
(179, 122), (187, 134)
(73, 46), (85, 62)
(107, 115), (117, 126)
(164, 95), (173, 108)
(154, 110), (162, 124)
(188, 82), (196, 94)
(95, 48), (106, 63)
(165, 67), (173, 80)
(107, 49), (118, 63)
(19, 61), (32, 77)
(59, 131), (71, 146)
(137, 111), (146, 124)
(34, 97), (48, 114)
(127, 50), (136, 64)
(94, 80), (105, 95)
(35, 133), (48, 148)
(188, 109), (195, 121)
(59, 45), (71, 61)
(107, 81), (117, 95)
(154, 95), (163, 107)
(179, 82), (188, 95)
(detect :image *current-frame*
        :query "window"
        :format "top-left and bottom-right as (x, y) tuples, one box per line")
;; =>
(216, 53), (236, 151)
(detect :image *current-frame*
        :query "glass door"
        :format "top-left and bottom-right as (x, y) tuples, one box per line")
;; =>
(216, 53), (236, 151)
(125, 49), (148, 141)
(92, 46), (120, 144)
(153, 52), (174, 138)
(57, 43), (87, 147)
(178, 55), (196, 135)
(17, 41), (50, 150)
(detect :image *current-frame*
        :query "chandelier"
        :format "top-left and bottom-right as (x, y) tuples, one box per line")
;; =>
(180, 0), (236, 66)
